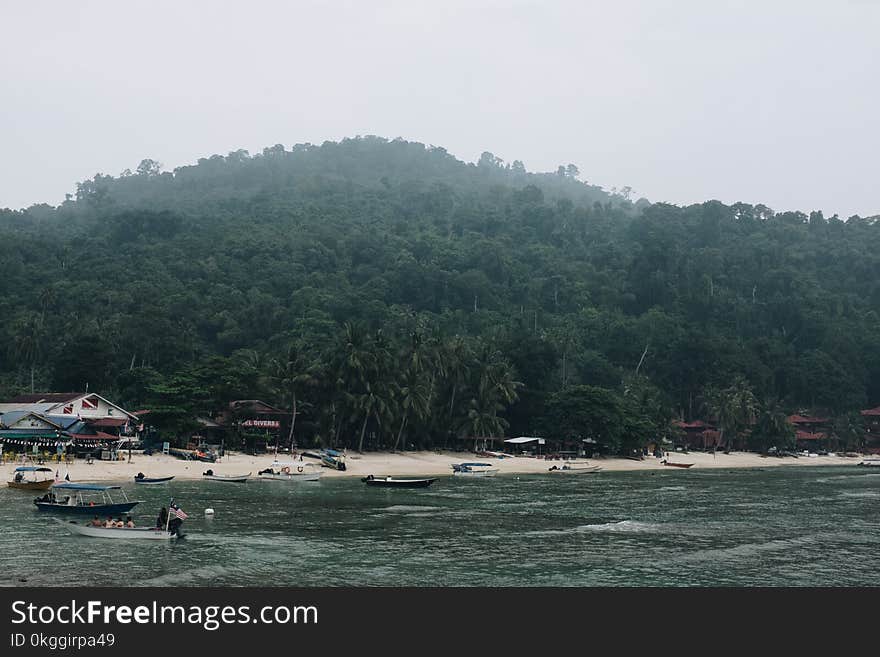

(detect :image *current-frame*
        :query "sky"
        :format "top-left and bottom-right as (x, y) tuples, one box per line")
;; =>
(1, 0), (878, 217)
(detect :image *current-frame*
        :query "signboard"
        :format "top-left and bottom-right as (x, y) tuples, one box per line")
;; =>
(241, 420), (281, 429)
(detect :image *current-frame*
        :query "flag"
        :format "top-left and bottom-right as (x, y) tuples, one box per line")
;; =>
(170, 503), (188, 520)
(81, 396), (99, 410)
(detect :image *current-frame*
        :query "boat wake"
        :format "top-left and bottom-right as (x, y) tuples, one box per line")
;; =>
(523, 520), (664, 536)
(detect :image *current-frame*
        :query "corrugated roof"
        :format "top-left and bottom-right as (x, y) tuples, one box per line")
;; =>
(7, 393), (86, 404)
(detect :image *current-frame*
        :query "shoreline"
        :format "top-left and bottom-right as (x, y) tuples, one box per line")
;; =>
(0, 450), (866, 484)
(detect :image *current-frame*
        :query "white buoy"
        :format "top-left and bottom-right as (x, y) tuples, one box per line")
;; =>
(204, 508), (215, 517)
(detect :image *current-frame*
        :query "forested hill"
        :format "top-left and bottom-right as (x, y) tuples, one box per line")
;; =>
(1, 136), (879, 452)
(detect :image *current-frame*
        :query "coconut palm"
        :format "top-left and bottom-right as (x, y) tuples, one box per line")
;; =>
(705, 376), (758, 452)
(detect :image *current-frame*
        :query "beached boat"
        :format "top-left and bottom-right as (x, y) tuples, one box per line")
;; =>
(361, 475), (436, 488)
(662, 461), (694, 468)
(134, 473), (175, 485)
(858, 457), (880, 467)
(451, 462), (499, 477)
(321, 449), (347, 471)
(53, 518), (181, 540)
(202, 470), (250, 482)
(34, 483), (140, 515)
(8, 466), (55, 490)
(548, 462), (602, 474)
(258, 461), (322, 482)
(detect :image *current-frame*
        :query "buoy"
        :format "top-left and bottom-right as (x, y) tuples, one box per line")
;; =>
(205, 508), (215, 517)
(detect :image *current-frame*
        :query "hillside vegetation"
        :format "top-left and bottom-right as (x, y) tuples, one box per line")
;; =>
(2, 136), (878, 452)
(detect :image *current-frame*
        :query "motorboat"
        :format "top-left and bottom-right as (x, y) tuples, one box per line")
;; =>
(321, 449), (347, 471)
(202, 469), (250, 482)
(661, 460), (694, 468)
(548, 461), (602, 474)
(361, 475), (436, 488)
(451, 462), (499, 477)
(858, 457), (880, 467)
(134, 473), (175, 485)
(8, 466), (55, 490)
(34, 483), (140, 515)
(258, 461), (322, 482)
(54, 518), (181, 540)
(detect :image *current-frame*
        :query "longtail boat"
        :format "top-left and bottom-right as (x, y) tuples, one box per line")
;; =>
(362, 475), (436, 488)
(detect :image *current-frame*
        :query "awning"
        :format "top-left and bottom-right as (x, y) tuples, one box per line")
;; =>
(87, 418), (127, 427)
(504, 437), (546, 445)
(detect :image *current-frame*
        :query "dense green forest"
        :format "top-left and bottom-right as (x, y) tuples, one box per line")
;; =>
(1, 136), (878, 452)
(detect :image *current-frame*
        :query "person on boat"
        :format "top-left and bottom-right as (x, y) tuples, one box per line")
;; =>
(156, 507), (168, 528)
(113, 517), (124, 528)
(168, 515), (183, 536)
(104, 516), (114, 528)
(13, 472), (23, 483)
(125, 516), (134, 528)
(135, 472), (145, 480)
(89, 516), (101, 527)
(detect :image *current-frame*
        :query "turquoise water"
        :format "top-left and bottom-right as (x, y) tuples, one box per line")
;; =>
(1, 467), (878, 586)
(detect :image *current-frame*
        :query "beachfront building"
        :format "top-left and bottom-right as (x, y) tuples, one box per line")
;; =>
(861, 406), (880, 453)
(0, 392), (139, 459)
(672, 420), (721, 451)
(787, 414), (830, 451)
(504, 436), (546, 455)
(217, 399), (290, 453)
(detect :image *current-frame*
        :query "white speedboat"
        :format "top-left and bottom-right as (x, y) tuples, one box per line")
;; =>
(258, 461), (323, 482)
(202, 470), (250, 482)
(54, 518), (181, 540)
(858, 457), (880, 467)
(549, 461), (602, 474)
(451, 462), (499, 477)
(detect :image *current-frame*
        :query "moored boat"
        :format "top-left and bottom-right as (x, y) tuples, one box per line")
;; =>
(202, 470), (250, 482)
(857, 457), (880, 467)
(54, 518), (181, 540)
(34, 483), (140, 515)
(320, 449), (347, 471)
(661, 460), (694, 468)
(8, 466), (55, 490)
(258, 461), (322, 482)
(549, 462), (602, 474)
(451, 462), (499, 477)
(361, 475), (436, 488)
(134, 473), (175, 485)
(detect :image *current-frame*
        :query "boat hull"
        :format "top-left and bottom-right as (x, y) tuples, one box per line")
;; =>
(362, 477), (436, 488)
(452, 470), (498, 477)
(8, 479), (55, 491)
(35, 501), (140, 514)
(663, 462), (694, 468)
(550, 465), (602, 474)
(134, 476), (174, 485)
(54, 519), (178, 540)
(203, 474), (250, 482)
(259, 472), (322, 482)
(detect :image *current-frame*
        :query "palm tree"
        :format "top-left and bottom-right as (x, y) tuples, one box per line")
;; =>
(268, 345), (312, 451)
(352, 380), (394, 453)
(392, 366), (431, 451)
(705, 376), (757, 452)
(13, 315), (44, 393)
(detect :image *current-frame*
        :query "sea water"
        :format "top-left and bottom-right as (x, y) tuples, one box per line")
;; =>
(1, 466), (878, 586)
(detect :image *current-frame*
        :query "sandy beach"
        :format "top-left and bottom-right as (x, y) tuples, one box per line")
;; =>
(0, 449), (865, 484)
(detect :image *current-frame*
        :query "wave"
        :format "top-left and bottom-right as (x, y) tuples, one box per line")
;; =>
(523, 520), (664, 537)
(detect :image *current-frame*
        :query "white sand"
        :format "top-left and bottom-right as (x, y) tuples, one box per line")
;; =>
(0, 449), (864, 484)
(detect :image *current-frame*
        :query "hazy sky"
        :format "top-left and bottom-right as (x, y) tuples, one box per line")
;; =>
(1, 0), (878, 217)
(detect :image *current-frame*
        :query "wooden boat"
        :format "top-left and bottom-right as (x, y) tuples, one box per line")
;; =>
(258, 461), (322, 482)
(8, 466), (55, 490)
(662, 461), (694, 468)
(451, 462), (499, 477)
(54, 518), (181, 540)
(320, 449), (347, 471)
(549, 462), (602, 474)
(134, 473), (175, 485)
(34, 483), (140, 515)
(202, 470), (250, 482)
(361, 475), (436, 488)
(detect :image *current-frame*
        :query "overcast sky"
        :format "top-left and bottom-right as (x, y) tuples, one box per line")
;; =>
(1, 0), (878, 217)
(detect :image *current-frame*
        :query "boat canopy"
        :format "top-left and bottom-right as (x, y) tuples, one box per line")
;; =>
(51, 482), (121, 491)
(504, 437), (546, 445)
(457, 462), (494, 467)
(14, 466), (54, 472)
